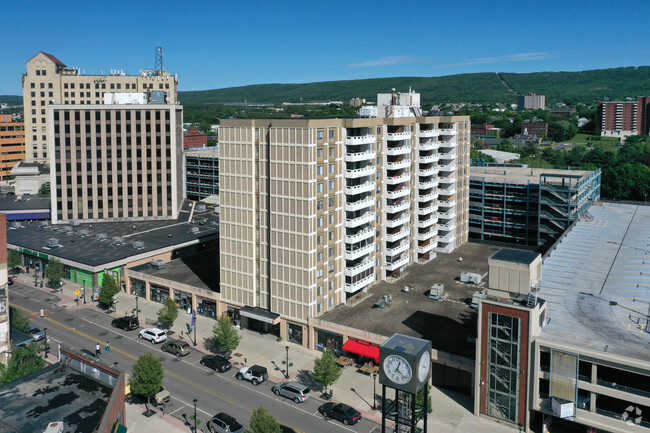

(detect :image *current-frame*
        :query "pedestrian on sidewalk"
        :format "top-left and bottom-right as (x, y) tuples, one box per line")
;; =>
(95, 343), (101, 357)
(105, 341), (111, 353)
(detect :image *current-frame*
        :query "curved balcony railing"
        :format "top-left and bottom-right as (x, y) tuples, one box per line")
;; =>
(345, 135), (376, 146)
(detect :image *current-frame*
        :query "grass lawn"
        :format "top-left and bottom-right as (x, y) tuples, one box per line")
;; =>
(567, 133), (619, 145)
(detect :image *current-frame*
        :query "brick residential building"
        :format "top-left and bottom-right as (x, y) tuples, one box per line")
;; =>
(0, 114), (25, 180)
(597, 100), (639, 140)
(183, 126), (208, 150)
(521, 119), (548, 138)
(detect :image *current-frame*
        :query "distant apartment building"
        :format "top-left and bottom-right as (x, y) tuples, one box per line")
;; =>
(471, 122), (500, 137)
(185, 148), (219, 201)
(521, 119), (548, 137)
(349, 98), (366, 107)
(49, 101), (184, 223)
(469, 166), (601, 248)
(183, 126), (208, 150)
(22, 51), (178, 162)
(0, 114), (25, 180)
(218, 89), (470, 334)
(517, 93), (546, 110)
(597, 100), (638, 140)
(549, 107), (576, 117)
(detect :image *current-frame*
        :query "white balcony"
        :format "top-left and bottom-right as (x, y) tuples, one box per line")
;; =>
(418, 179), (436, 189)
(438, 163), (457, 173)
(385, 254), (410, 271)
(346, 211), (375, 228)
(345, 181), (375, 195)
(437, 242), (455, 254)
(346, 149), (376, 162)
(418, 167), (436, 176)
(345, 259), (374, 277)
(386, 241), (409, 256)
(345, 273), (374, 293)
(387, 131), (411, 140)
(439, 137), (458, 147)
(417, 242), (436, 254)
(438, 186), (456, 196)
(418, 140), (436, 151)
(345, 227), (374, 244)
(418, 129), (439, 138)
(386, 145), (410, 156)
(438, 234), (455, 246)
(385, 187), (410, 199)
(386, 201), (410, 213)
(439, 148), (457, 158)
(385, 228), (410, 242)
(417, 228), (437, 241)
(437, 222), (455, 232)
(438, 125), (457, 135)
(439, 176), (456, 184)
(346, 165), (376, 179)
(438, 199), (456, 208)
(419, 154), (436, 164)
(345, 135), (376, 146)
(385, 214), (410, 228)
(418, 217), (436, 228)
(386, 159), (411, 170)
(386, 173), (411, 185)
(418, 191), (436, 202)
(345, 242), (375, 260)
(345, 196), (375, 212)
(438, 209), (456, 220)
(418, 203), (437, 215)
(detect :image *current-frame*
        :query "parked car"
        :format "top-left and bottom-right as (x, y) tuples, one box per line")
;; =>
(207, 412), (244, 433)
(29, 326), (45, 341)
(154, 387), (171, 405)
(200, 355), (232, 373)
(271, 381), (311, 403)
(235, 365), (268, 385)
(318, 402), (362, 425)
(138, 328), (167, 344)
(111, 316), (139, 331)
(161, 340), (191, 357)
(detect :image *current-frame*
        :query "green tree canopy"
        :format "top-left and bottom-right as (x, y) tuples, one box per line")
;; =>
(496, 138), (516, 153)
(245, 407), (282, 433)
(98, 273), (120, 307)
(39, 183), (50, 195)
(157, 296), (179, 329)
(416, 384), (433, 414)
(9, 306), (30, 333)
(0, 343), (46, 385)
(7, 249), (21, 269)
(312, 348), (342, 392)
(129, 352), (164, 402)
(46, 258), (64, 288)
(212, 314), (241, 354)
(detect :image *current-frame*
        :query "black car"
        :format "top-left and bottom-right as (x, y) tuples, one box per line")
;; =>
(111, 316), (139, 331)
(318, 402), (362, 425)
(200, 355), (232, 373)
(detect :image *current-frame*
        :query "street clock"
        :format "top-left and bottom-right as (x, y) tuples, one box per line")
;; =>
(379, 333), (432, 394)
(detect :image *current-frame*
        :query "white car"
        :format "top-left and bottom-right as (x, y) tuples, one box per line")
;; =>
(138, 327), (167, 344)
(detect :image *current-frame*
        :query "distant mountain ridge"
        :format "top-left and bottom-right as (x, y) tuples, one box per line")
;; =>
(178, 67), (650, 105)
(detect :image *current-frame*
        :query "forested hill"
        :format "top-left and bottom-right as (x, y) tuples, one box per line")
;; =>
(178, 66), (650, 105)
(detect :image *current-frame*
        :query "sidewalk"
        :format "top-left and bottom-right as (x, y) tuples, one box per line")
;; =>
(19, 272), (512, 432)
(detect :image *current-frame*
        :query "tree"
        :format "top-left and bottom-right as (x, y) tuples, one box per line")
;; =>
(416, 383), (433, 414)
(0, 344), (46, 385)
(7, 249), (21, 269)
(207, 138), (217, 147)
(9, 307), (30, 333)
(157, 296), (179, 329)
(312, 348), (342, 394)
(129, 352), (164, 408)
(39, 183), (50, 195)
(245, 407), (281, 433)
(98, 273), (120, 308)
(496, 138), (516, 153)
(45, 258), (64, 289)
(212, 314), (241, 354)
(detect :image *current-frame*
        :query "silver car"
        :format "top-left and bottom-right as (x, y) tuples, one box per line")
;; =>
(271, 381), (311, 403)
(207, 412), (244, 433)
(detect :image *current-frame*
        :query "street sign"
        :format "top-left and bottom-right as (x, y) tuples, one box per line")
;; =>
(74, 289), (81, 296)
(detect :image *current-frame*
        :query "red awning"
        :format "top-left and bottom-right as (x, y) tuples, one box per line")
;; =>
(342, 339), (379, 363)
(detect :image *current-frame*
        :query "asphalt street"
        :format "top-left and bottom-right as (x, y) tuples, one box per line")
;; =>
(11, 281), (382, 433)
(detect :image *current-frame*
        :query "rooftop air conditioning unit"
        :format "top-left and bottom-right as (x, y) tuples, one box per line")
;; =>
(189, 226), (199, 234)
(132, 241), (145, 249)
(196, 204), (206, 211)
(78, 229), (89, 237)
(150, 259), (165, 269)
(69, 220), (80, 226)
(62, 226), (73, 232)
(112, 236), (124, 245)
(41, 221), (49, 228)
(11, 222), (22, 229)
(96, 233), (107, 241)
(47, 238), (59, 248)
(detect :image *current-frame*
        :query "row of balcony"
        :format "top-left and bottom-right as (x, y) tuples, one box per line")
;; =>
(344, 195), (374, 212)
(346, 165), (376, 179)
(344, 226), (374, 244)
(346, 149), (376, 162)
(386, 254), (410, 271)
(385, 227), (410, 242)
(345, 273), (374, 293)
(345, 242), (375, 261)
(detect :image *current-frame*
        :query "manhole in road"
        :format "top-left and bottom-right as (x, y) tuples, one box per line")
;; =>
(98, 331), (108, 336)
(158, 357), (166, 362)
(113, 335), (123, 340)
(65, 318), (75, 322)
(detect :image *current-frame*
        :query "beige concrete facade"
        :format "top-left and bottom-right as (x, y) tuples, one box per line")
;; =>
(22, 52), (178, 162)
(0, 114), (25, 180)
(49, 104), (184, 223)
(219, 103), (470, 342)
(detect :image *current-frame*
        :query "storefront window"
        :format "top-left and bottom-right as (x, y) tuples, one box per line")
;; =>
(150, 284), (169, 304)
(315, 329), (342, 353)
(131, 278), (146, 297)
(197, 297), (216, 319)
(288, 323), (303, 345)
(174, 289), (193, 314)
(227, 307), (241, 327)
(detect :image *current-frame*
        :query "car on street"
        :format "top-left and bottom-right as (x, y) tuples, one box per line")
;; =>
(207, 412), (244, 433)
(161, 339), (191, 357)
(111, 316), (139, 331)
(271, 381), (311, 403)
(138, 327), (167, 344)
(29, 326), (45, 341)
(200, 355), (232, 373)
(318, 402), (362, 425)
(235, 365), (268, 385)
(154, 387), (171, 405)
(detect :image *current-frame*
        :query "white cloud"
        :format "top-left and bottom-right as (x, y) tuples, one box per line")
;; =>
(436, 52), (554, 69)
(347, 56), (420, 68)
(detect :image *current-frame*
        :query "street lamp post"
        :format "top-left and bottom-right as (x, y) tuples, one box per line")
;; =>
(135, 295), (139, 320)
(192, 398), (198, 433)
(285, 346), (290, 379)
(82, 280), (86, 304)
(43, 327), (48, 357)
(372, 372), (378, 410)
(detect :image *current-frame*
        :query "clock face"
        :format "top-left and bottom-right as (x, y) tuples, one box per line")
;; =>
(383, 354), (412, 385)
(418, 351), (431, 383)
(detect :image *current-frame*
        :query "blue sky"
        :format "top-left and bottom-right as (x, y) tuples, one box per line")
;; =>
(1, 0), (649, 95)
